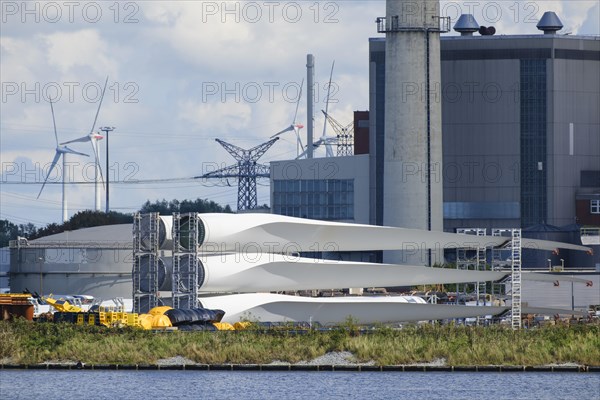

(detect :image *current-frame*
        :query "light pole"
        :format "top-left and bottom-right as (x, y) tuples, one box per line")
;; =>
(100, 126), (115, 213)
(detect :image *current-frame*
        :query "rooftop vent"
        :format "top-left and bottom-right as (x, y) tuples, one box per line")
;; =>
(454, 14), (479, 36)
(537, 11), (563, 34)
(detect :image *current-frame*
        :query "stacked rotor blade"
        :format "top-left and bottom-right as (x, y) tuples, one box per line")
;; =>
(191, 254), (507, 293)
(180, 213), (591, 254)
(164, 213), (593, 324)
(199, 293), (511, 324)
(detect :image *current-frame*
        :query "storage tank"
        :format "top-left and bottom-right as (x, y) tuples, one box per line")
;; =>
(9, 225), (132, 298)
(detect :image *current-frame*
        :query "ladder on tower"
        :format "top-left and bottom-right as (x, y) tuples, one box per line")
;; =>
(510, 229), (522, 330)
(491, 228), (522, 329)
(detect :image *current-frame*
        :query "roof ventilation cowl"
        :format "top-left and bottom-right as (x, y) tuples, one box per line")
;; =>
(454, 14), (479, 36)
(537, 11), (563, 34)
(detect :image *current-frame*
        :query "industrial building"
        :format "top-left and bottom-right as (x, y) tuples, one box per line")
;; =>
(8, 225), (132, 299)
(271, 11), (600, 269)
(369, 14), (600, 233)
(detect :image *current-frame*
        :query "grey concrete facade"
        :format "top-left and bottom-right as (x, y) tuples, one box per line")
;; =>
(370, 34), (600, 233)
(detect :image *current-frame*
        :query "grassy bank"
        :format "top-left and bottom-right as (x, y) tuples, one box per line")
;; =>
(1, 320), (599, 366)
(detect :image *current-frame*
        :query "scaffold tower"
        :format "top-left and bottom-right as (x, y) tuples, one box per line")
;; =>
(492, 228), (522, 329)
(132, 212), (160, 313)
(172, 213), (204, 309)
(455, 228), (488, 324)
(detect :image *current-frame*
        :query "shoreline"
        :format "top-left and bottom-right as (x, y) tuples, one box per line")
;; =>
(2, 363), (599, 372)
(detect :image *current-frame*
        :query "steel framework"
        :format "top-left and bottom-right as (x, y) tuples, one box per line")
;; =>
(172, 212), (204, 309)
(132, 212), (160, 313)
(198, 138), (278, 211)
(492, 228), (522, 329)
(323, 111), (354, 156)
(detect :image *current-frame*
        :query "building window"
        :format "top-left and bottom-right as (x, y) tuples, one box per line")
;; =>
(272, 179), (355, 221)
(520, 59), (547, 227)
(591, 200), (600, 214)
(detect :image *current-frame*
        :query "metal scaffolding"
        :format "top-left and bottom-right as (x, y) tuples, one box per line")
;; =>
(132, 212), (160, 314)
(172, 213), (204, 309)
(492, 229), (522, 329)
(455, 228), (487, 324)
(456, 228), (487, 295)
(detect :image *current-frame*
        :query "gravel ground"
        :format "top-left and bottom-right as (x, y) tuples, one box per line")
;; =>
(157, 356), (198, 365)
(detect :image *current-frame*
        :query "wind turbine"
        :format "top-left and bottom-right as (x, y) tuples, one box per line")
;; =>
(37, 99), (89, 222)
(60, 76), (108, 211)
(297, 61), (338, 159)
(271, 78), (305, 157)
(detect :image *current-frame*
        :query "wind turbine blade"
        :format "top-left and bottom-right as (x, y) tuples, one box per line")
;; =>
(89, 76), (109, 135)
(50, 99), (58, 146)
(62, 146), (89, 157)
(292, 77), (304, 123)
(322, 61), (335, 138)
(199, 293), (510, 324)
(90, 138), (105, 188)
(182, 213), (592, 253)
(270, 125), (294, 138)
(60, 136), (91, 145)
(37, 151), (62, 198)
(188, 254), (509, 293)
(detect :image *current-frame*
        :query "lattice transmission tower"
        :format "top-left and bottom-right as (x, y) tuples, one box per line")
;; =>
(198, 138), (279, 211)
(323, 111), (354, 156)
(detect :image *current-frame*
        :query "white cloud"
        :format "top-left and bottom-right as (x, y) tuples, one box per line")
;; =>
(178, 99), (253, 134)
(43, 29), (118, 77)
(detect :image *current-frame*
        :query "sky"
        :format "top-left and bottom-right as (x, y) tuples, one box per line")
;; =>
(1, 0), (599, 227)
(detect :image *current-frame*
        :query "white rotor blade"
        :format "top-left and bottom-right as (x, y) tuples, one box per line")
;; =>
(296, 138), (324, 160)
(89, 76), (109, 135)
(60, 135), (90, 145)
(187, 214), (592, 253)
(37, 151), (62, 198)
(199, 293), (509, 324)
(61, 146), (89, 157)
(521, 307), (586, 317)
(321, 61), (334, 138)
(50, 99), (59, 146)
(90, 138), (105, 188)
(193, 254), (508, 293)
(293, 77), (304, 123)
(271, 125), (294, 138)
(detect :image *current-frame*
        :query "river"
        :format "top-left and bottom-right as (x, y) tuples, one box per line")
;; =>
(1, 370), (599, 399)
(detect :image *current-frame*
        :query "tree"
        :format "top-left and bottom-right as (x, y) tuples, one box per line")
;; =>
(0, 220), (39, 247)
(140, 198), (233, 214)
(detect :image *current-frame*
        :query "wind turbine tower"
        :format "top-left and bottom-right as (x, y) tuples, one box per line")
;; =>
(198, 138), (279, 211)
(61, 76), (109, 212)
(38, 100), (89, 222)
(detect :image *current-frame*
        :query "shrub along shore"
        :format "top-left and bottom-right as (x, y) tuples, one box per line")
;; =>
(1, 320), (598, 366)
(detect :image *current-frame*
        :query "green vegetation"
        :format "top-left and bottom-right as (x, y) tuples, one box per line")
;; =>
(1, 320), (598, 366)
